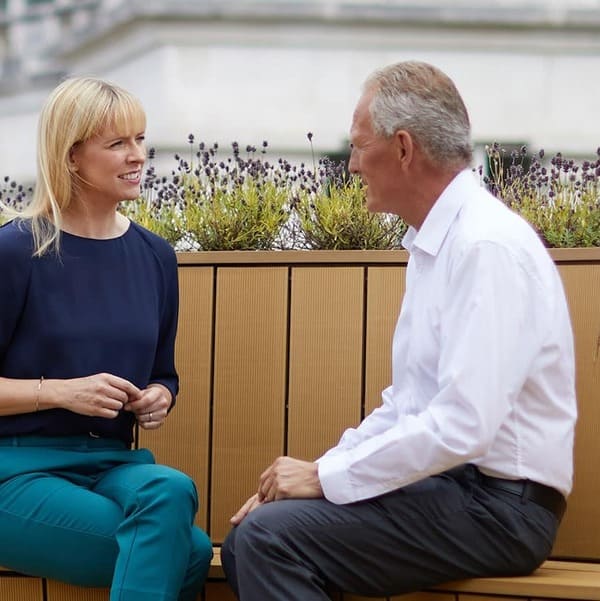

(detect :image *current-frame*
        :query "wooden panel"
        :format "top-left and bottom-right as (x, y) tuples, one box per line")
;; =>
(0, 577), (43, 600)
(457, 597), (518, 601)
(177, 249), (411, 266)
(457, 595), (516, 601)
(343, 592), (456, 601)
(391, 594), (456, 601)
(553, 263), (600, 560)
(346, 594), (455, 601)
(204, 581), (237, 601)
(46, 581), (108, 600)
(211, 267), (288, 542)
(364, 266), (406, 416)
(207, 547), (225, 580)
(139, 266), (213, 531)
(287, 267), (364, 459)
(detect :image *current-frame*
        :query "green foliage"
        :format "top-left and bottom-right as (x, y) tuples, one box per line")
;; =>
(295, 172), (406, 250)
(121, 197), (184, 247)
(128, 140), (296, 251)
(126, 137), (404, 251)
(183, 177), (289, 251)
(4, 137), (600, 249)
(484, 144), (600, 247)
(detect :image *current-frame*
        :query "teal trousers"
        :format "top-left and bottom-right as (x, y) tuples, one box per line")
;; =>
(0, 435), (213, 601)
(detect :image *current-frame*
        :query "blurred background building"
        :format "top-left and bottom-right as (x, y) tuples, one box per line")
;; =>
(1, 0), (600, 182)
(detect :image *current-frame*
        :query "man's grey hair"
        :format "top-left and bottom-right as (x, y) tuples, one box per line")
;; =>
(364, 61), (473, 169)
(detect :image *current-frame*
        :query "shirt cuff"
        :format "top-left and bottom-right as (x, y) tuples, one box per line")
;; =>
(317, 454), (354, 504)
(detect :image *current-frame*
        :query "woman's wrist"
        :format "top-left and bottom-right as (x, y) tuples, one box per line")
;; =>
(34, 376), (44, 411)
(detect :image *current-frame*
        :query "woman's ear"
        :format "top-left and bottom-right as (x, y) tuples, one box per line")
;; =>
(68, 144), (80, 172)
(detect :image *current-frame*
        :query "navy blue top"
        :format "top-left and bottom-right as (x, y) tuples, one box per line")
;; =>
(0, 219), (179, 445)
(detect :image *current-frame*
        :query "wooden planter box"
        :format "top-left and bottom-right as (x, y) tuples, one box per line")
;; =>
(139, 248), (600, 560)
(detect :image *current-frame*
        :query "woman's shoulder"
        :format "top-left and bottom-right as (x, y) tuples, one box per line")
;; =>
(128, 220), (176, 264)
(0, 218), (34, 257)
(0, 219), (34, 285)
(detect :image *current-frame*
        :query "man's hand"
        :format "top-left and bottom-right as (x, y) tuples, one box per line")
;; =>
(258, 456), (324, 503)
(230, 493), (264, 525)
(230, 457), (324, 526)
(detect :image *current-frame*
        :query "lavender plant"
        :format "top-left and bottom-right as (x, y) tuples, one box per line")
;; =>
(482, 143), (600, 247)
(127, 134), (406, 251)
(0, 177), (33, 224)
(3, 139), (600, 249)
(293, 155), (406, 250)
(125, 138), (295, 250)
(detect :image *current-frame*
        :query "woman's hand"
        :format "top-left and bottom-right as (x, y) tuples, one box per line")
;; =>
(123, 383), (172, 430)
(48, 373), (141, 417)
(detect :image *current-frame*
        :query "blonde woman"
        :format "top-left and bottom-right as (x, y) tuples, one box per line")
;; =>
(0, 77), (212, 600)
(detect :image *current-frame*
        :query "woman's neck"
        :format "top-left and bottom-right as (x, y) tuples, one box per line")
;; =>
(61, 207), (130, 239)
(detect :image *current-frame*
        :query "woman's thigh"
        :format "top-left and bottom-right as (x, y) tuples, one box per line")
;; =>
(0, 471), (122, 586)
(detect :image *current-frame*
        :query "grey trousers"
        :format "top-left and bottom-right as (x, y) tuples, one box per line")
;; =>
(221, 464), (559, 601)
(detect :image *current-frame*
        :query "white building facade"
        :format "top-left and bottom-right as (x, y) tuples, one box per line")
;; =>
(1, 0), (600, 182)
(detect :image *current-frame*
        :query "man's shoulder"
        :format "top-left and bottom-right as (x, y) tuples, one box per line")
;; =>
(455, 191), (543, 253)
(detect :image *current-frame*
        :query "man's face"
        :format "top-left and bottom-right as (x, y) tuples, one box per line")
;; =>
(348, 90), (404, 216)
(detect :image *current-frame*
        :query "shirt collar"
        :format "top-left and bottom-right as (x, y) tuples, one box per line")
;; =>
(402, 169), (476, 256)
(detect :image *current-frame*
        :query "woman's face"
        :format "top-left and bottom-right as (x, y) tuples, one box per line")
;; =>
(69, 125), (146, 207)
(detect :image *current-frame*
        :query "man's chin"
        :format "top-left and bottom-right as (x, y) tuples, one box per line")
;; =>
(365, 197), (381, 214)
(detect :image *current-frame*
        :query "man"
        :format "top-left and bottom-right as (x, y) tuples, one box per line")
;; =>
(221, 60), (577, 600)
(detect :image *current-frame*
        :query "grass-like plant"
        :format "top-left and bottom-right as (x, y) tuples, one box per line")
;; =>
(294, 156), (406, 250)
(482, 143), (600, 247)
(128, 139), (294, 251)
(3, 138), (600, 249)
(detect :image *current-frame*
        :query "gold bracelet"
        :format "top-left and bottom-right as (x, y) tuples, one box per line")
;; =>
(35, 376), (44, 412)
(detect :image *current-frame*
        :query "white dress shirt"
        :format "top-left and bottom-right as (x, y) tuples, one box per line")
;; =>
(318, 169), (577, 503)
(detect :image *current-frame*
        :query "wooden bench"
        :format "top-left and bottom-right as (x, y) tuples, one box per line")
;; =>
(2, 248), (600, 600)
(207, 553), (600, 600)
(5, 555), (600, 600)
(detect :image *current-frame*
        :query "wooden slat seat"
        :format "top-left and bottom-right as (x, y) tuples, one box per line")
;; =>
(204, 552), (600, 600)
(432, 560), (600, 600)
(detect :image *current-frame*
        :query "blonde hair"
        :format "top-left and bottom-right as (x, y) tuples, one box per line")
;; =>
(19, 76), (146, 256)
(365, 61), (472, 170)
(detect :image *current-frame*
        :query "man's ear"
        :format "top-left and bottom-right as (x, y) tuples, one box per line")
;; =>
(393, 130), (414, 167)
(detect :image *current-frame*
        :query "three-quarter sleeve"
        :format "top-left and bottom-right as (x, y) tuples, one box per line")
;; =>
(149, 244), (179, 407)
(0, 222), (33, 365)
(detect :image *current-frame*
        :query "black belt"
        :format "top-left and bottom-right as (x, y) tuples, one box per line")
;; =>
(478, 472), (566, 522)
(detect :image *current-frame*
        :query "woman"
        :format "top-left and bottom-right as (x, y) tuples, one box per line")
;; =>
(0, 77), (212, 600)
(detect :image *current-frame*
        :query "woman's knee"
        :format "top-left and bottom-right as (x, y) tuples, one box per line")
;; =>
(191, 526), (213, 565)
(134, 464), (199, 511)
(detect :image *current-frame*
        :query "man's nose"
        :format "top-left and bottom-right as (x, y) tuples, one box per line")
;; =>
(348, 149), (359, 174)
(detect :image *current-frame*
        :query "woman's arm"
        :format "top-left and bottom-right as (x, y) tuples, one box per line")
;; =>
(0, 373), (141, 417)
